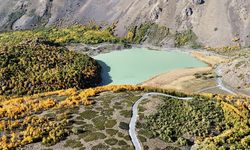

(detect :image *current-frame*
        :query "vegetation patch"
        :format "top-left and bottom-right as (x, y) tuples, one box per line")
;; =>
(0, 24), (119, 47)
(164, 146), (181, 150)
(64, 139), (83, 148)
(138, 135), (147, 143)
(118, 140), (127, 146)
(105, 120), (117, 128)
(127, 22), (170, 45)
(106, 129), (118, 136)
(92, 116), (108, 130)
(83, 124), (96, 131)
(104, 138), (118, 145)
(131, 23), (152, 44)
(124, 135), (131, 141)
(81, 30), (118, 44)
(127, 22), (202, 48)
(119, 110), (131, 118)
(119, 122), (129, 130)
(78, 110), (99, 120)
(194, 72), (214, 80)
(176, 137), (187, 146)
(121, 145), (134, 150)
(91, 143), (109, 150)
(82, 132), (106, 142)
(101, 108), (114, 117)
(117, 132), (125, 138)
(175, 30), (200, 48)
(143, 97), (225, 143)
(72, 126), (85, 134)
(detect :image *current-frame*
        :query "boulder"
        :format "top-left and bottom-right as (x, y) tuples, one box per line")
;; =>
(185, 7), (193, 16)
(151, 6), (163, 20)
(193, 0), (205, 5)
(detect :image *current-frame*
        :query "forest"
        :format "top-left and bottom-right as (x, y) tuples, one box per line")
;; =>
(141, 93), (250, 149)
(0, 38), (101, 96)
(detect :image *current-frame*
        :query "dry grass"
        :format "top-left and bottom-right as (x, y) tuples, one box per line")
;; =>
(142, 67), (216, 93)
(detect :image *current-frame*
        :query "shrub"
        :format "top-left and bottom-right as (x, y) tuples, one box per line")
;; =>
(64, 139), (83, 148)
(92, 116), (107, 130)
(72, 127), (85, 134)
(176, 137), (187, 146)
(91, 143), (109, 150)
(81, 30), (118, 44)
(106, 129), (118, 136)
(119, 110), (131, 118)
(174, 30), (199, 47)
(78, 110), (98, 120)
(118, 140), (127, 146)
(119, 122), (129, 130)
(105, 120), (117, 128)
(82, 132), (106, 142)
(104, 138), (118, 145)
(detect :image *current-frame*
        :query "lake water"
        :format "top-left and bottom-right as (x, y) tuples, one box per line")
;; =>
(93, 48), (207, 85)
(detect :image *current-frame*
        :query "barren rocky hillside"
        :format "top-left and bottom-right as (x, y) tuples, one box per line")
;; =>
(220, 48), (250, 95)
(0, 0), (250, 47)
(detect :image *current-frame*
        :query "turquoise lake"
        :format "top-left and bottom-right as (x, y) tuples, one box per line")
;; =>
(93, 48), (207, 85)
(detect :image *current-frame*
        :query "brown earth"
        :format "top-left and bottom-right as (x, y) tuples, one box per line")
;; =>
(142, 67), (216, 93)
(191, 51), (228, 66)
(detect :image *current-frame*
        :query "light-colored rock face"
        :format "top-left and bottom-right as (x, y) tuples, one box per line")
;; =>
(192, 0), (234, 47)
(0, 0), (250, 47)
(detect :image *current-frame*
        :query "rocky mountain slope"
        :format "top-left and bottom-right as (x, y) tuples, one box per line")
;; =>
(220, 48), (250, 95)
(0, 0), (250, 47)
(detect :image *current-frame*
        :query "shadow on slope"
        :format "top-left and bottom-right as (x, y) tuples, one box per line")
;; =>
(96, 60), (113, 85)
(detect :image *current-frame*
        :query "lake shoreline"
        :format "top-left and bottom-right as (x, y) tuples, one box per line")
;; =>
(67, 42), (228, 64)
(67, 43), (219, 57)
(137, 44), (231, 93)
(79, 43), (236, 94)
(93, 47), (207, 85)
(141, 50), (229, 93)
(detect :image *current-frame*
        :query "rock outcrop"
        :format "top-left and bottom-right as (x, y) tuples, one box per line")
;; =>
(193, 0), (205, 5)
(0, 0), (250, 47)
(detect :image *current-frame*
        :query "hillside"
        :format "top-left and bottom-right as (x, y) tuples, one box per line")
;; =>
(0, 23), (125, 96)
(0, 0), (250, 47)
(219, 48), (250, 96)
(1, 85), (250, 150)
(0, 1), (250, 150)
(0, 38), (102, 96)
